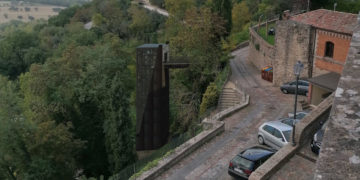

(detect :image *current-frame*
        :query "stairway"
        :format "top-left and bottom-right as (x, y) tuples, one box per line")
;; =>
(218, 87), (244, 111)
(300, 99), (311, 110)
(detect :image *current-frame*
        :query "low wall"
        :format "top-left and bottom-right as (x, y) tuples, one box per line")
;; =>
(248, 20), (277, 70)
(249, 94), (334, 180)
(136, 93), (250, 180)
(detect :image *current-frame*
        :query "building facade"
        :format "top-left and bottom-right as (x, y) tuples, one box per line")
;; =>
(274, 9), (357, 105)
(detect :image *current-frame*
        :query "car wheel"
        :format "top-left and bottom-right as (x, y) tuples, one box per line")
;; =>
(258, 136), (265, 145)
(282, 89), (288, 94)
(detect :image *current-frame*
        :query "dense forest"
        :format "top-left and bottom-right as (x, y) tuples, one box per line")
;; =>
(0, 0), (358, 179)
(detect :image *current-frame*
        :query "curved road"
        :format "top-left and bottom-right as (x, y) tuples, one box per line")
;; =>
(156, 46), (296, 180)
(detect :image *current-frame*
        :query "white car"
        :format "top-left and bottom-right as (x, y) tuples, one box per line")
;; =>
(258, 121), (292, 150)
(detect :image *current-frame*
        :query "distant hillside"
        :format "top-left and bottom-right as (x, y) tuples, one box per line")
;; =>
(5, 0), (91, 7)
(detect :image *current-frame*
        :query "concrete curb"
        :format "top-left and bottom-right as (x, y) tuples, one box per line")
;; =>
(136, 94), (250, 180)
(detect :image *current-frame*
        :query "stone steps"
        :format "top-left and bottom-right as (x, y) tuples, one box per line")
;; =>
(218, 87), (244, 111)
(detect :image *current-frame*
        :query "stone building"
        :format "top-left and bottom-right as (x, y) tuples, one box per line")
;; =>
(273, 9), (357, 105)
(290, 9), (357, 105)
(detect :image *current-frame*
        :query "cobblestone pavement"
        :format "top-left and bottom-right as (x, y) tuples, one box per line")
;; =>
(156, 47), (306, 180)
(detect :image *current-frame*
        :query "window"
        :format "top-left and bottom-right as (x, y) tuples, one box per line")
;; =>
(283, 130), (292, 142)
(273, 129), (283, 139)
(263, 125), (275, 134)
(325, 41), (334, 58)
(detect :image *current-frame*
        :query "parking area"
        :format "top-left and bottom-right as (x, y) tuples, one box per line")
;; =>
(156, 47), (313, 180)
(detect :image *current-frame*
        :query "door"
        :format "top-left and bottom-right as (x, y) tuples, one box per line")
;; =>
(272, 128), (286, 149)
(262, 125), (276, 148)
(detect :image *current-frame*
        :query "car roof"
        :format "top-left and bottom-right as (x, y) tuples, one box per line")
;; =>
(263, 121), (293, 131)
(286, 80), (309, 83)
(239, 146), (275, 161)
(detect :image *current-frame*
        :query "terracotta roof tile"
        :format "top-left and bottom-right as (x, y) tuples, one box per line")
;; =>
(290, 9), (357, 34)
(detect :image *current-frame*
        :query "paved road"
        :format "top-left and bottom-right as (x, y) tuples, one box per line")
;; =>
(156, 46), (300, 180)
(140, 0), (169, 16)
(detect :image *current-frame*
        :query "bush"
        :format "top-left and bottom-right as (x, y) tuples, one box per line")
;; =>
(199, 82), (219, 116)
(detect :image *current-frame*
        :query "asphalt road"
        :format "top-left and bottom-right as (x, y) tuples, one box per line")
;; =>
(156, 46), (296, 180)
(140, 0), (169, 16)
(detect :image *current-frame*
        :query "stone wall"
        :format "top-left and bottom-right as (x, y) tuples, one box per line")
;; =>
(273, 20), (315, 86)
(248, 21), (276, 70)
(314, 15), (360, 180)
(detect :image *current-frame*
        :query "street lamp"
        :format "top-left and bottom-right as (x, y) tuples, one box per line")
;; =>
(292, 61), (304, 146)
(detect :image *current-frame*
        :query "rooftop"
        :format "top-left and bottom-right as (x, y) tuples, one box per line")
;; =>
(308, 72), (341, 91)
(290, 9), (357, 34)
(264, 121), (293, 131)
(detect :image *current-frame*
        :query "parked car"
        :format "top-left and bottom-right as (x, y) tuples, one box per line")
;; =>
(258, 121), (292, 150)
(310, 122), (326, 155)
(268, 28), (275, 35)
(228, 146), (275, 179)
(288, 111), (309, 119)
(280, 80), (309, 96)
(278, 117), (300, 126)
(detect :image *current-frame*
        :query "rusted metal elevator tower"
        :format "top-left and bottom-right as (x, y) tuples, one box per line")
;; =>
(136, 44), (188, 150)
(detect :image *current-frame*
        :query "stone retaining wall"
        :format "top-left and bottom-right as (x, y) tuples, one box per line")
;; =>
(248, 20), (277, 70)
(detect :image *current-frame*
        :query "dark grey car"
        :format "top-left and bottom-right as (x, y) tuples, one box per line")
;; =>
(228, 146), (275, 179)
(280, 80), (309, 96)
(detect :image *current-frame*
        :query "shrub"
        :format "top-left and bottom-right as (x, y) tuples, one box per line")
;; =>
(199, 82), (219, 116)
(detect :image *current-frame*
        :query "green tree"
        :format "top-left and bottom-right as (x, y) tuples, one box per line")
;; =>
(0, 75), (84, 180)
(167, 7), (226, 133)
(232, 1), (251, 32)
(209, 0), (232, 35)
(48, 6), (80, 27)
(0, 30), (42, 79)
(19, 34), (136, 177)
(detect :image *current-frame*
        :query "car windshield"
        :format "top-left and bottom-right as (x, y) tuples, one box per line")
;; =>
(290, 113), (306, 119)
(281, 119), (294, 126)
(283, 130), (292, 142)
(232, 155), (254, 169)
(296, 113), (306, 119)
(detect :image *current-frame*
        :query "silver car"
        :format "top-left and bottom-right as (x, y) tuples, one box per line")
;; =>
(258, 121), (292, 150)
